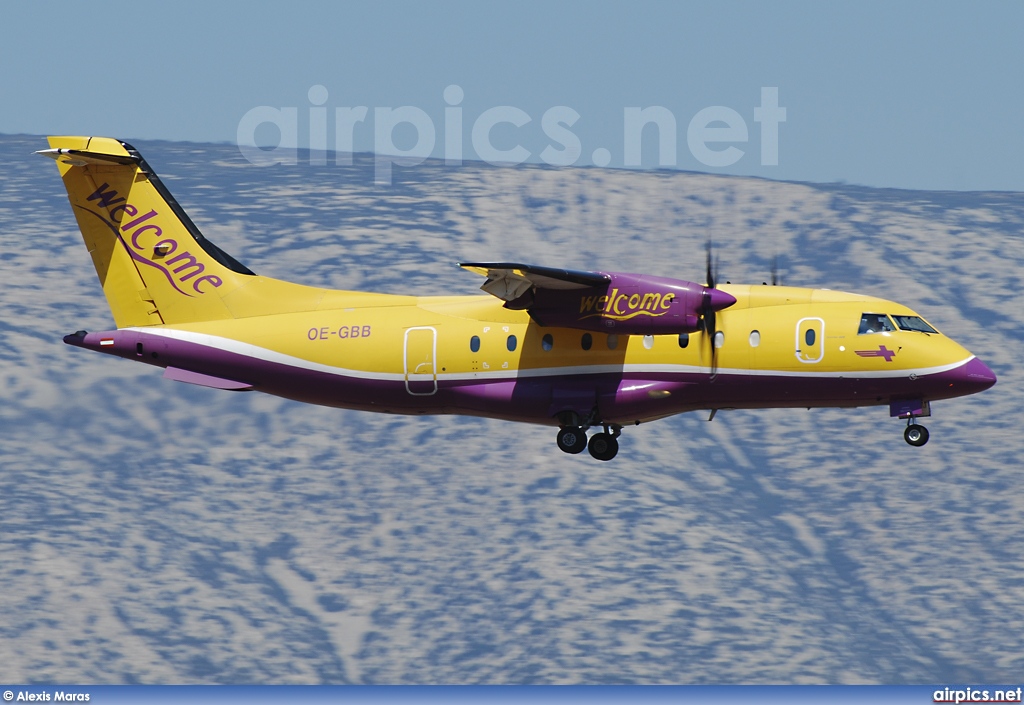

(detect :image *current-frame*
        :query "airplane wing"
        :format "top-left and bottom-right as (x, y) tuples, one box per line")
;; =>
(458, 262), (610, 304)
(459, 261), (722, 335)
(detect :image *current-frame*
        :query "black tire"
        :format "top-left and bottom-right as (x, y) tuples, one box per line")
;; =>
(557, 427), (587, 454)
(588, 432), (619, 461)
(904, 424), (930, 447)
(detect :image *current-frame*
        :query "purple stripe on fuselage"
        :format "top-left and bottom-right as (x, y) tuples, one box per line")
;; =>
(66, 329), (996, 427)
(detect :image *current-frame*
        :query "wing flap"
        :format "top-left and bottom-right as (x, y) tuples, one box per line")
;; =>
(459, 262), (610, 302)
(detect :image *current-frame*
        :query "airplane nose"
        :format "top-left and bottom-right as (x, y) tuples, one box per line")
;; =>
(960, 357), (997, 392)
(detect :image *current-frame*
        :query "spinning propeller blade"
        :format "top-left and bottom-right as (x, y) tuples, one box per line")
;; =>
(702, 241), (722, 377)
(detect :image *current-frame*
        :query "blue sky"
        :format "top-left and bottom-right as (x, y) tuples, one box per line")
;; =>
(3, 1), (1022, 191)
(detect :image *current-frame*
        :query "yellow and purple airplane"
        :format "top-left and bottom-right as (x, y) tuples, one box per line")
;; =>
(40, 136), (997, 460)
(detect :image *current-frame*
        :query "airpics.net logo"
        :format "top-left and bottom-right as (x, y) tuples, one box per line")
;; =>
(237, 85), (786, 184)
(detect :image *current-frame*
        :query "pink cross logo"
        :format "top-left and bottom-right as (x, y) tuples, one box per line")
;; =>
(855, 345), (896, 362)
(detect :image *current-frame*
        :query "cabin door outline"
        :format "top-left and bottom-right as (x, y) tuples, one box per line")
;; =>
(795, 317), (825, 364)
(404, 326), (438, 395)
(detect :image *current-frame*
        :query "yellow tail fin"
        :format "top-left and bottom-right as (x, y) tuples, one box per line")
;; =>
(43, 136), (401, 326)
(41, 136), (337, 327)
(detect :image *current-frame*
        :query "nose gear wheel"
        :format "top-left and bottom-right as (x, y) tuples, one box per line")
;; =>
(904, 423), (929, 447)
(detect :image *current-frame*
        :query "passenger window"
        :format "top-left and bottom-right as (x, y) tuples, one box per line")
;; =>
(607, 334), (618, 350)
(678, 333), (689, 349)
(805, 329), (815, 346)
(858, 313), (895, 335)
(581, 333), (593, 350)
(542, 333), (554, 351)
(470, 335), (481, 353)
(506, 334), (517, 351)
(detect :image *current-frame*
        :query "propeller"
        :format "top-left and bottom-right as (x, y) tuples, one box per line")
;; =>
(701, 241), (722, 377)
(706, 240), (718, 290)
(770, 255), (781, 286)
(698, 241), (738, 378)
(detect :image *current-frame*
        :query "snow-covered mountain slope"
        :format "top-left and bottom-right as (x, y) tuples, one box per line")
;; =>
(0, 134), (1020, 683)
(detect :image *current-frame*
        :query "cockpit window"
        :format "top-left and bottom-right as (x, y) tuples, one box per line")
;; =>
(858, 313), (895, 335)
(891, 315), (939, 334)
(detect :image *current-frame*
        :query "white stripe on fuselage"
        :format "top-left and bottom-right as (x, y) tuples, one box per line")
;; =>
(126, 327), (973, 384)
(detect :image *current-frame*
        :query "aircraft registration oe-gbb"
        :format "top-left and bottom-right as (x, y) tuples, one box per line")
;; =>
(39, 136), (997, 461)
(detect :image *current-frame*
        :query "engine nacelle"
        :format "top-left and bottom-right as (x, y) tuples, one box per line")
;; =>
(518, 272), (735, 336)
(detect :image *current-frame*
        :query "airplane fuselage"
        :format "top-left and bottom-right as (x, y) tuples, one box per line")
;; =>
(65, 283), (994, 427)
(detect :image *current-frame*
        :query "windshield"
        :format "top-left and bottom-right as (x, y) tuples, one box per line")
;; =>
(891, 315), (939, 334)
(858, 313), (895, 335)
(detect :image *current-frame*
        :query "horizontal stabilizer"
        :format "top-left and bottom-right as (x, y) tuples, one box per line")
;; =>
(35, 147), (139, 167)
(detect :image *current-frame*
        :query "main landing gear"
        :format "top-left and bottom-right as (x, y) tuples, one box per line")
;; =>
(587, 430), (620, 461)
(556, 427), (588, 454)
(556, 413), (622, 461)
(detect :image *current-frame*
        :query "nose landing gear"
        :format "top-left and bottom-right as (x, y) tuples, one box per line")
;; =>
(893, 401), (931, 447)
